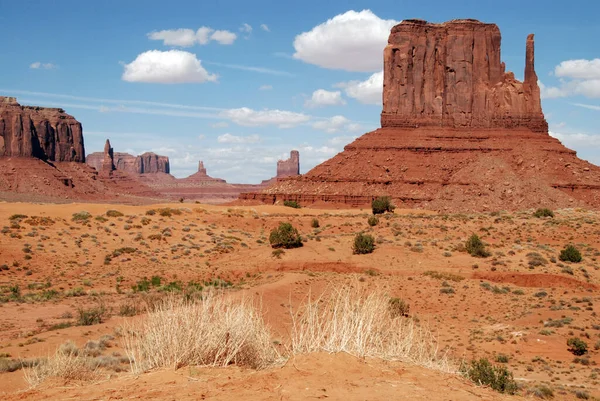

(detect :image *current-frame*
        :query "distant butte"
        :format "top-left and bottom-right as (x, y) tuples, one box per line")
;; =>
(239, 19), (600, 211)
(0, 96), (85, 162)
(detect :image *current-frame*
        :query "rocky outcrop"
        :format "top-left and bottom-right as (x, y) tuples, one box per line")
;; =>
(277, 150), (300, 178)
(87, 146), (170, 175)
(181, 160), (226, 183)
(238, 19), (600, 212)
(0, 96), (85, 162)
(101, 139), (115, 175)
(135, 152), (170, 174)
(380, 19), (547, 132)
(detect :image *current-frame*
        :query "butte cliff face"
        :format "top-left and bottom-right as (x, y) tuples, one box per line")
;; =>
(87, 147), (170, 175)
(0, 96), (85, 162)
(239, 19), (600, 211)
(277, 151), (300, 178)
(381, 19), (547, 132)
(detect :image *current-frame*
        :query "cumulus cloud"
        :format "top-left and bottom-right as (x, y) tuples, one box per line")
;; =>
(550, 130), (600, 165)
(210, 30), (237, 45)
(122, 50), (218, 84)
(335, 71), (383, 104)
(240, 23), (253, 33)
(312, 115), (353, 133)
(220, 107), (310, 128)
(260, 24), (270, 32)
(555, 59), (600, 80)
(148, 27), (237, 46)
(30, 62), (57, 70)
(293, 10), (398, 72)
(304, 89), (346, 108)
(540, 59), (600, 99)
(217, 133), (260, 144)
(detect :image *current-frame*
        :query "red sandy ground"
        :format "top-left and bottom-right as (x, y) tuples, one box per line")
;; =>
(0, 202), (598, 400)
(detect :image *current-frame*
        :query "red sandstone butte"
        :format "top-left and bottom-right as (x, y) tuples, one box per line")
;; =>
(277, 150), (300, 178)
(87, 148), (170, 175)
(239, 19), (600, 212)
(0, 96), (85, 162)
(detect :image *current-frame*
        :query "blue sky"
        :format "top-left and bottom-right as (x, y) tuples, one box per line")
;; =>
(1, 0), (599, 183)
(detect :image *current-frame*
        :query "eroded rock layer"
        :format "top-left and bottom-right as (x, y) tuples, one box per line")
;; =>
(381, 19), (547, 132)
(239, 19), (600, 212)
(277, 151), (300, 178)
(0, 97), (85, 162)
(87, 150), (170, 175)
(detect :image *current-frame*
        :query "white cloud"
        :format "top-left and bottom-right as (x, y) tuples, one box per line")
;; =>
(259, 85), (273, 91)
(122, 50), (218, 84)
(198, 134), (206, 140)
(335, 71), (383, 104)
(540, 59), (600, 99)
(312, 115), (351, 133)
(148, 27), (237, 47)
(555, 59), (600, 80)
(148, 28), (197, 46)
(293, 10), (398, 72)
(30, 62), (57, 70)
(304, 89), (346, 108)
(203, 61), (293, 76)
(573, 103), (600, 111)
(240, 23), (253, 33)
(217, 133), (260, 144)
(211, 122), (229, 128)
(260, 24), (270, 32)
(550, 131), (600, 165)
(220, 107), (310, 128)
(210, 30), (237, 45)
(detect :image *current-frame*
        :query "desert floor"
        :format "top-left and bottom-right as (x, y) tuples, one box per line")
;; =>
(0, 202), (598, 400)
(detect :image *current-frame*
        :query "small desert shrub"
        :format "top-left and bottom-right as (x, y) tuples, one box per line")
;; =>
(9, 214), (28, 221)
(567, 337), (588, 356)
(463, 358), (518, 394)
(423, 271), (464, 282)
(23, 341), (96, 387)
(527, 252), (548, 267)
(528, 385), (554, 399)
(272, 249), (285, 259)
(71, 211), (92, 223)
(290, 285), (451, 372)
(122, 292), (279, 372)
(465, 234), (490, 258)
(77, 303), (107, 326)
(367, 216), (379, 227)
(559, 245), (582, 263)
(388, 297), (410, 317)
(269, 222), (302, 249)
(533, 208), (554, 218)
(283, 200), (301, 209)
(352, 233), (375, 254)
(310, 218), (319, 228)
(105, 210), (124, 218)
(495, 354), (509, 363)
(372, 196), (395, 215)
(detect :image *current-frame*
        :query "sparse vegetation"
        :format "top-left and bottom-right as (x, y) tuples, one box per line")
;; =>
(352, 233), (375, 254)
(283, 200), (301, 209)
(106, 210), (124, 217)
(71, 211), (92, 223)
(367, 215), (379, 226)
(123, 293), (279, 372)
(269, 222), (303, 249)
(567, 337), (588, 356)
(533, 208), (554, 218)
(310, 218), (320, 228)
(465, 234), (490, 258)
(462, 358), (518, 394)
(560, 245), (582, 263)
(371, 196), (395, 215)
